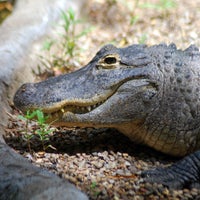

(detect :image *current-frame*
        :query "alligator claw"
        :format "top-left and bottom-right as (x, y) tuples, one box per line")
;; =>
(141, 150), (200, 189)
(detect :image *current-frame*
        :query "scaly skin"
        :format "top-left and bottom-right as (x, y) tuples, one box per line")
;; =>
(14, 43), (200, 188)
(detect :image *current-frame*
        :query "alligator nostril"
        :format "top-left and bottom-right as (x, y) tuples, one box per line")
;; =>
(21, 85), (27, 92)
(13, 83), (36, 110)
(17, 83), (33, 94)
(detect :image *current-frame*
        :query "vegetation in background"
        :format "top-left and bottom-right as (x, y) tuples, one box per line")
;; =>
(118, 0), (176, 27)
(18, 109), (55, 152)
(39, 8), (92, 75)
(116, 0), (176, 46)
(139, 34), (147, 44)
(140, 0), (176, 10)
(36, 0), (176, 78)
(139, 0), (176, 17)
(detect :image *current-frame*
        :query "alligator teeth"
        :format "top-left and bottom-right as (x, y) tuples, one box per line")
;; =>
(61, 108), (65, 113)
(92, 105), (96, 109)
(87, 106), (92, 112)
(47, 100), (106, 118)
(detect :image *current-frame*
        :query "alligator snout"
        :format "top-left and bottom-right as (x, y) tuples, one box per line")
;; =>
(14, 83), (38, 111)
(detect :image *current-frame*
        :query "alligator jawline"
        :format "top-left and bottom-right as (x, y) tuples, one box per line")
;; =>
(45, 98), (106, 120)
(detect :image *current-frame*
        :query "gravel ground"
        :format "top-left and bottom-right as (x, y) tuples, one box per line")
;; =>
(4, 0), (200, 199)
(5, 113), (200, 199)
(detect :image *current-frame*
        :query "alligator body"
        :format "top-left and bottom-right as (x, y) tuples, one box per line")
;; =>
(14, 43), (200, 189)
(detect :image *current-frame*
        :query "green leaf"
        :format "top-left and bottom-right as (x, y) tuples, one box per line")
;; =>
(68, 8), (75, 21)
(36, 110), (45, 124)
(61, 11), (70, 31)
(139, 34), (147, 44)
(18, 115), (27, 121)
(42, 39), (55, 51)
(26, 110), (37, 119)
(130, 15), (139, 25)
(76, 27), (93, 38)
(140, 0), (176, 10)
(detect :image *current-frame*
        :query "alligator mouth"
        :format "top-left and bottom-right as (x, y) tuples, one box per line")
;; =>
(42, 92), (112, 123)
(48, 99), (105, 117)
(40, 80), (123, 121)
(34, 77), (151, 123)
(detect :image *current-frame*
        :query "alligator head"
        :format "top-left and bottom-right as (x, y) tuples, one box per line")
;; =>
(14, 44), (159, 128)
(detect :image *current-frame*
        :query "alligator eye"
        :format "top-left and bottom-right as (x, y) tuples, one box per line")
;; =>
(104, 56), (117, 64)
(97, 54), (120, 69)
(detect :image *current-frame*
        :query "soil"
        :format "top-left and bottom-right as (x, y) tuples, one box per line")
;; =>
(4, 0), (200, 199)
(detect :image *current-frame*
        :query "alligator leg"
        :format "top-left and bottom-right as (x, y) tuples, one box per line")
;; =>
(141, 150), (200, 189)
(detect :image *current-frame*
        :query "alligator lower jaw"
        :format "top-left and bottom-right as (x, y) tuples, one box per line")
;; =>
(45, 102), (102, 121)
(41, 96), (108, 124)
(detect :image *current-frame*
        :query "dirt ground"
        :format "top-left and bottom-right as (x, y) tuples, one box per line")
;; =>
(4, 0), (200, 199)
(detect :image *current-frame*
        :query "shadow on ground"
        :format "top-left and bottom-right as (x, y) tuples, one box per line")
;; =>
(5, 127), (176, 163)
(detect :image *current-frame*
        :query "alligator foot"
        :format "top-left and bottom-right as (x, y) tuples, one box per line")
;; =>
(141, 150), (200, 189)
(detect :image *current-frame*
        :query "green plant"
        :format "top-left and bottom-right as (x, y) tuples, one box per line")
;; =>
(131, 0), (140, 24)
(118, 0), (140, 26)
(61, 8), (92, 58)
(39, 8), (92, 74)
(34, 110), (54, 150)
(90, 182), (101, 198)
(130, 15), (139, 26)
(42, 39), (56, 52)
(140, 0), (176, 17)
(140, 0), (176, 10)
(140, 0), (177, 18)
(18, 110), (38, 151)
(138, 34), (147, 44)
(19, 109), (54, 151)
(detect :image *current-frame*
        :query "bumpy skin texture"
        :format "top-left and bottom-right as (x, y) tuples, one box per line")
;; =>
(142, 150), (200, 189)
(14, 43), (200, 188)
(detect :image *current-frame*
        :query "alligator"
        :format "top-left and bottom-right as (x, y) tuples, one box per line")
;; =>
(14, 43), (200, 189)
